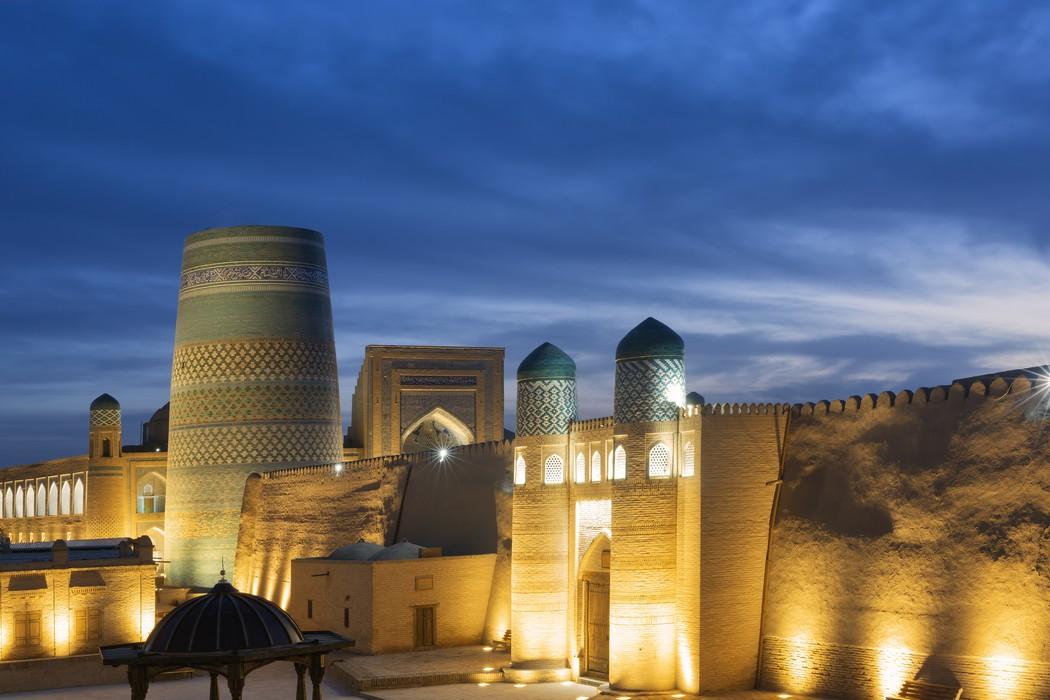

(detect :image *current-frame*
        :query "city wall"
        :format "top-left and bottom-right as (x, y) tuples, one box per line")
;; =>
(233, 440), (512, 642)
(759, 376), (1050, 700)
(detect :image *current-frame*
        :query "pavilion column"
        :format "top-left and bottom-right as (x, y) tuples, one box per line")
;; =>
(226, 662), (246, 700)
(295, 662), (307, 700)
(209, 672), (220, 700)
(309, 653), (327, 700)
(128, 667), (149, 700)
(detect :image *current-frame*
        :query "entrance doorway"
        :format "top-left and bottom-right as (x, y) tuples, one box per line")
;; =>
(579, 532), (611, 679)
(414, 606), (436, 648)
(585, 580), (609, 675)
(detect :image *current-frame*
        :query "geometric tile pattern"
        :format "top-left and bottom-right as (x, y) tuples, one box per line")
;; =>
(89, 408), (121, 427)
(517, 379), (577, 437)
(171, 340), (338, 384)
(180, 263), (328, 292)
(169, 382), (341, 428)
(167, 422), (344, 469)
(614, 358), (685, 423)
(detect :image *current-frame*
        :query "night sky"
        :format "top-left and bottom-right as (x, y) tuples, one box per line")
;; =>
(3, 1), (1050, 465)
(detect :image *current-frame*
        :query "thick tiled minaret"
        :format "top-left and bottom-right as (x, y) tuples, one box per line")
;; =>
(610, 317), (685, 691)
(511, 342), (576, 669)
(164, 226), (343, 587)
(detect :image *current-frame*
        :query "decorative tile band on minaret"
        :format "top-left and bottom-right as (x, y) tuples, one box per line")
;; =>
(164, 226), (343, 588)
(516, 342), (577, 437)
(614, 317), (685, 424)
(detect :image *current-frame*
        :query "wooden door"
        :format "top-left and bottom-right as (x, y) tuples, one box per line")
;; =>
(414, 606), (435, 648)
(586, 581), (609, 676)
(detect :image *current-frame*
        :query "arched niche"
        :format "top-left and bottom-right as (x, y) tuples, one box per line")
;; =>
(400, 407), (474, 454)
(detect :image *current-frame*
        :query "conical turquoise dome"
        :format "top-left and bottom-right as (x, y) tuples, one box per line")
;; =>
(686, 391), (705, 407)
(90, 393), (120, 410)
(517, 342), (576, 381)
(615, 317), (684, 361)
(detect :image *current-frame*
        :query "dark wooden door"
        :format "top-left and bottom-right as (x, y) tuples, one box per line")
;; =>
(586, 581), (609, 675)
(414, 606), (435, 648)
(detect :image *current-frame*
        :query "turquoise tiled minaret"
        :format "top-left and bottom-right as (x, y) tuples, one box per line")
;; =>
(613, 317), (685, 423)
(516, 342), (577, 437)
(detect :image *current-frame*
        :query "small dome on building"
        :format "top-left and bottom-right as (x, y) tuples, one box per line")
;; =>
(329, 541), (384, 561)
(90, 393), (120, 411)
(144, 578), (303, 653)
(370, 541), (423, 561)
(517, 342), (576, 381)
(148, 402), (169, 422)
(615, 317), (684, 361)
(686, 392), (705, 407)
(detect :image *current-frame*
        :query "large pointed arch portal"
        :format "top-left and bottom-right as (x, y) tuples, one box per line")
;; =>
(400, 407), (474, 454)
(579, 531), (611, 679)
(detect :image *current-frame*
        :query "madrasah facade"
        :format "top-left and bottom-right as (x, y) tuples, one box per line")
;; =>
(1, 226), (1048, 699)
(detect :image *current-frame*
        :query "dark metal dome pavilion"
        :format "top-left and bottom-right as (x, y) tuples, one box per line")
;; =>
(101, 573), (352, 700)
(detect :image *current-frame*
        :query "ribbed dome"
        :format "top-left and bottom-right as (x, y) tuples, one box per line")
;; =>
(149, 402), (169, 422)
(686, 391), (705, 407)
(517, 342), (576, 381)
(90, 393), (120, 411)
(144, 580), (303, 653)
(615, 317), (684, 361)
(329, 541), (383, 561)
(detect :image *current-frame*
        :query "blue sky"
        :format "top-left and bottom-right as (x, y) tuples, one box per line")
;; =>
(3, 1), (1050, 464)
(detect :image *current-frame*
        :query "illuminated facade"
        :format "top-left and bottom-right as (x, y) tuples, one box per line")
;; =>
(0, 225), (1047, 699)
(0, 536), (156, 661)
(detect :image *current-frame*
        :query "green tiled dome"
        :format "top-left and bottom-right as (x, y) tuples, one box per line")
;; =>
(615, 317), (684, 361)
(90, 393), (120, 410)
(517, 342), (576, 381)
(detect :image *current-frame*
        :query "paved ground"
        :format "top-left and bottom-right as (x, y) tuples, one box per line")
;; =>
(340, 644), (511, 682)
(0, 645), (824, 699)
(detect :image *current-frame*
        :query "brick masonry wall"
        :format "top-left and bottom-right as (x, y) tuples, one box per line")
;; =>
(759, 379), (1050, 700)
(234, 441), (511, 621)
(699, 413), (785, 693)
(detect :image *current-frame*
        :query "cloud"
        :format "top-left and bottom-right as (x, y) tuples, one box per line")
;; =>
(2, 0), (1050, 462)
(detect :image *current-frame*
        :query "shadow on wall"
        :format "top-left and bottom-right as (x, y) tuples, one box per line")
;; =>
(394, 445), (509, 555)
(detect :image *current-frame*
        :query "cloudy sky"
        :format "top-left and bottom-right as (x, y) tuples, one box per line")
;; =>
(3, 1), (1050, 464)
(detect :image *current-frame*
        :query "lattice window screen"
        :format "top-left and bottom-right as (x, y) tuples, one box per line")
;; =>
(648, 442), (672, 478)
(591, 452), (602, 482)
(613, 445), (627, 480)
(682, 441), (695, 477)
(575, 453), (586, 483)
(543, 454), (565, 484)
(514, 455), (527, 485)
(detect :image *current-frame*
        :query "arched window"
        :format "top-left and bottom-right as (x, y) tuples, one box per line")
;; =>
(590, 451), (602, 482)
(682, 441), (695, 477)
(73, 478), (85, 515)
(14, 485), (24, 518)
(4, 487), (12, 518)
(48, 482), (58, 515)
(137, 474), (165, 513)
(543, 454), (564, 485)
(36, 484), (45, 517)
(25, 487), (34, 517)
(575, 453), (586, 483)
(101, 438), (111, 458)
(514, 455), (526, 486)
(648, 442), (672, 478)
(60, 481), (71, 515)
(612, 445), (627, 480)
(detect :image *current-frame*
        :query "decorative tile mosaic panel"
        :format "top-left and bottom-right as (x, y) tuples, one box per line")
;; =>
(171, 340), (338, 384)
(516, 378), (577, 437)
(400, 375), (478, 386)
(614, 358), (685, 423)
(89, 408), (121, 427)
(180, 263), (328, 292)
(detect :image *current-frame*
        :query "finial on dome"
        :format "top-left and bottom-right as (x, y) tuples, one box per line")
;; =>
(218, 557), (228, 583)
